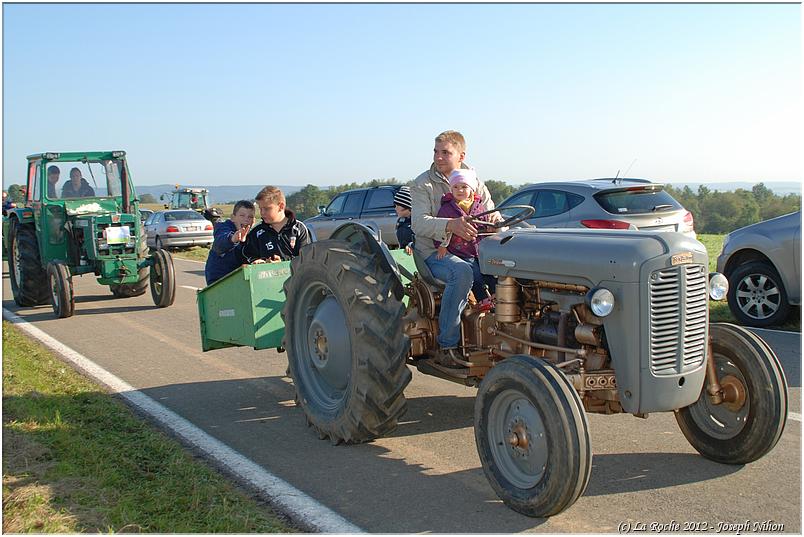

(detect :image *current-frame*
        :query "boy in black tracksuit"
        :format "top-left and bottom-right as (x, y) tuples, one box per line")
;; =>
(393, 185), (415, 254)
(242, 186), (311, 263)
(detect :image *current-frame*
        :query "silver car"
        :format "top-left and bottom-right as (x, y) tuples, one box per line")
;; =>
(498, 178), (695, 237)
(144, 210), (213, 250)
(717, 211), (801, 327)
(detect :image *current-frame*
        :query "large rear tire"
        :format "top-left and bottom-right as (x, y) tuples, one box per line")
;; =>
(8, 220), (49, 307)
(475, 355), (591, 517)
(675, 323), (788, 464)
(282, 240), (411, 444)
(47, 261), (74, 318)
(149, 249), (176, 307)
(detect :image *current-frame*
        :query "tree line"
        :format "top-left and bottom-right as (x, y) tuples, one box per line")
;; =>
(7, 178), (798, 235)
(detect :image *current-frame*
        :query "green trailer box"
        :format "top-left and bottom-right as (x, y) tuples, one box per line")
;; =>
(197, 249), (418, 352)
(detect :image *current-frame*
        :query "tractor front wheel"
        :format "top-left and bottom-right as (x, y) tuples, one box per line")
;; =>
(675, 323), (788, 464)
(8, 220), (49, 307)
(47, 260), (74, 318)
(150, 249), (176, 308)
(475, 355), (592, 517)
(282, 240), (411, 444)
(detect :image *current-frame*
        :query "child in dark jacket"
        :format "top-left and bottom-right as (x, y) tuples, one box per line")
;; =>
(204, 200), (255, 285)
(434, 169), (495, 311)
(393, 185), (414, 254)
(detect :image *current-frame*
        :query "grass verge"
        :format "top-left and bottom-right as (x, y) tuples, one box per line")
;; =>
(2, 321), (296, 533)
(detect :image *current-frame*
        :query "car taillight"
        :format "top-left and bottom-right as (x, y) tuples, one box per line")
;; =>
(204, 223), (213, 230)
(166, 225), (179, 233)
(581, 219), (631, 229)
(682, 210), (694, 231)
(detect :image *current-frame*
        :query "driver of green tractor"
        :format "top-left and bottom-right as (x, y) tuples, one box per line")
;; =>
(204, 200), (255, 285)
(242, 185), (311, 264)
(61, 167), (95, 198)
(47, 166), (60, 198)
(191, 195), (201, 209)
(411, 130), (499, 367)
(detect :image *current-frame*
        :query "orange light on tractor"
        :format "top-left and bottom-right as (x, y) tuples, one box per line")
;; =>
(166, 225), (180, 233)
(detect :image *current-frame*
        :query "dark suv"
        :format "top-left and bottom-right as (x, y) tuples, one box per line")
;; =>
(304, 185), (402, 247)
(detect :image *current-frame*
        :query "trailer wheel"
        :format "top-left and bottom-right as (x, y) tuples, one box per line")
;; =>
(675, 323), (788, 464)
(47, 261), (74, 318)
(8, 219), (49, 307)
(111, 267), (149, 298)
(150, 249), (176, 307)
(475, 355), (591, 517)
(283, 240), (411, 444)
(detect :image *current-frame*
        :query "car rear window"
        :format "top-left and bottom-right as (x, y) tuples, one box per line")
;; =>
(165, 210), (205, 221)
(594, 188), (682, 215)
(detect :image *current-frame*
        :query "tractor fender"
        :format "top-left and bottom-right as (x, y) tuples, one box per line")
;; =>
(6, 207), (35, 225)
(329, 221), (406, 301)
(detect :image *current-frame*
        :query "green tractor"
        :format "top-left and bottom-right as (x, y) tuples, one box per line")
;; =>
(5, 151), (176, 318)
(161, 186), (222, 224)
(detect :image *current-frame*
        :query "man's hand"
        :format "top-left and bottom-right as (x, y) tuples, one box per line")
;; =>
(251, 255), (281, 264)
(231, 223), (251, 243)
(446, 215), (478, 241)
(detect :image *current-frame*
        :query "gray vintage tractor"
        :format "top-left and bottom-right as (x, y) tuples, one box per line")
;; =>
(198, 209), (787, 518)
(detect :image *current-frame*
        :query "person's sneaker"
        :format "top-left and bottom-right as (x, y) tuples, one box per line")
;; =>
(474, 297), (493, 312)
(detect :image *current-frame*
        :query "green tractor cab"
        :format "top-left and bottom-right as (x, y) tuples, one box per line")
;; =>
(5, 151), (176, 318)
(161, 186), (222, 224)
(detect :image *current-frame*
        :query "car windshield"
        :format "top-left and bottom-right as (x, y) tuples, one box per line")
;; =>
(165, 210), (205, 221)
(46, 159), (127, 200)
(595, 188), (682, 215)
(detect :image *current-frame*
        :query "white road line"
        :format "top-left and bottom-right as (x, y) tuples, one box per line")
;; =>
(750, 327), (801, 336)
(2, 308), (364, 534)
(181, 285), (202, 291)
(790, 412), (802, 422)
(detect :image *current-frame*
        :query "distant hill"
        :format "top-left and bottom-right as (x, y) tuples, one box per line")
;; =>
(132, 184), (305, 205)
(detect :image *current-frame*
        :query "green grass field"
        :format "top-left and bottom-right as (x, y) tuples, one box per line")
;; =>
(2, 322), (296, 533)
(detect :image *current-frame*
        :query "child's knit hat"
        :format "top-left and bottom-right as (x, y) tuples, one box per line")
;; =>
(449, 168), (478, 192)
(393, 185), (412, 210)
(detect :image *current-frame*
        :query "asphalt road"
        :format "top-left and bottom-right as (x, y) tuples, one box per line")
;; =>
(3, 257), (801, 533)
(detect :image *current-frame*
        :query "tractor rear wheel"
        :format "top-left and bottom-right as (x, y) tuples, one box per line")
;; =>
(110, 267), (149, 298)
(282, 240), (411, 444)
(8, 220), (49, 307)
(675, 323), (788, 464)
(47, 261), (74, 318)
(150, 249), (176, 307)
(475, 355), (592, 517)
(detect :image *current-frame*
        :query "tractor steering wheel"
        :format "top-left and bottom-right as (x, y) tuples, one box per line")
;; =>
(471, 205), (535, 231)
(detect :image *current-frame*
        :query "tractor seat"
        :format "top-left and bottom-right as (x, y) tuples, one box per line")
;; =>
(413, 249), (446, 290)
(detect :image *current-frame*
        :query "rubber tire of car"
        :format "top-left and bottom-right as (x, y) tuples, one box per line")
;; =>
(282, 239), (411, 444)
(47, 260), (74, 318)
(727, 261), (790, 328)
(149, 248), (176, 308)
(155, 236), (165, 251)
(675, 323), (787, 464)
(8, 219), (50, 307)
(474, 355), (592, 518)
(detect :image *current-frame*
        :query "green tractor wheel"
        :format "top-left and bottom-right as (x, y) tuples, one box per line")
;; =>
(150, 249), (176, 308)
(47, 260), (75, 318)
(8, 219), (49, 307)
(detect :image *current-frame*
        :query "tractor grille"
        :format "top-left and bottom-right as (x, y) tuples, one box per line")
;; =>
(649, 264), (708, 375)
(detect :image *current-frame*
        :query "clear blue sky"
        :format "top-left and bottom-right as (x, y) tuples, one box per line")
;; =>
(2, 3), (801, 187)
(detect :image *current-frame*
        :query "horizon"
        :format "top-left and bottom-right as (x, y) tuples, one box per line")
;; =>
(2, 4), (801, 188)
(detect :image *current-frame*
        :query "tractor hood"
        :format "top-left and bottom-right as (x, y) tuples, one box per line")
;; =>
(63, 198), (119, 216)
(479, 228), (707, 285)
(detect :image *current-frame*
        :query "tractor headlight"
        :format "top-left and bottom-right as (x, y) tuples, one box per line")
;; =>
(586, 287), (615, 317)
(708, 272), (729, 300)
